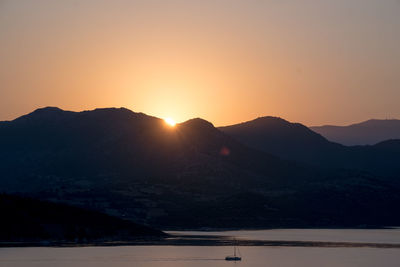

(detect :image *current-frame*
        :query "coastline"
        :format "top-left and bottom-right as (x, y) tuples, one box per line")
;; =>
(2, 233), (400, 249)
(163, 225), (400, 231)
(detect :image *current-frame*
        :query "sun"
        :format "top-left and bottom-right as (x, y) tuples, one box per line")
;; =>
(164, 117), (176, 127)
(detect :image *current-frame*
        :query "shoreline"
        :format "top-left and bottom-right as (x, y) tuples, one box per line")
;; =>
(2, 234), (400, 249)
(164, 226), (400, 232)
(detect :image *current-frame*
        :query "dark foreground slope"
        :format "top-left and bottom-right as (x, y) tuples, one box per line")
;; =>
(219, 117), (400, 177)
(0, 194), (165, 242)
(1, 108), (400, 229)
(311, 119), (400, 146)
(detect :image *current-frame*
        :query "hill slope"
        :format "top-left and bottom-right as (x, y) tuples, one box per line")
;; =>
(0, 194), (165, 242)
(219, 117), (343, 166)
(311, 119), (400, 145)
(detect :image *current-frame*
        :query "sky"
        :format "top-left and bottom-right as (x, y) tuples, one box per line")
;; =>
(0, 0), (399, 126)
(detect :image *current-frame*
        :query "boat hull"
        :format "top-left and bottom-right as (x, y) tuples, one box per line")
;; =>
(225, 256), (242, 261)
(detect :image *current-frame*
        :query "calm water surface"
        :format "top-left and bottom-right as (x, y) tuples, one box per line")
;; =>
(1, 229), (400, 267)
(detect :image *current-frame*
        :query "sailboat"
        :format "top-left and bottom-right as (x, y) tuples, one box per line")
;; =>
(225, 240), (242, 261)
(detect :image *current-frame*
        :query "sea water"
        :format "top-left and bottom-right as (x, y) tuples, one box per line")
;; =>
(1, 229), (400, 267)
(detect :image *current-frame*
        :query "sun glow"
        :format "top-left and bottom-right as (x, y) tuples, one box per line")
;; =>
(164, 117), (176, 127)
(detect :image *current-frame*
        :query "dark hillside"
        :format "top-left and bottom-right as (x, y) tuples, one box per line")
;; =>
(0, 194), (165, 242)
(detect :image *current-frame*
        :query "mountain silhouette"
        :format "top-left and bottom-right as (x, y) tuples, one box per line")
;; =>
(1, 108), (400, 229)
(311, 119), (400, 146)
(219, 116), (400, 177)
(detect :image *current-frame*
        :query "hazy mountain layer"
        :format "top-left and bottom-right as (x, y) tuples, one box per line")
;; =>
(311, 119), (400, 145)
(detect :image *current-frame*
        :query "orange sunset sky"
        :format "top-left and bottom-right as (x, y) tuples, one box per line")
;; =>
(1, 0), (399, 126)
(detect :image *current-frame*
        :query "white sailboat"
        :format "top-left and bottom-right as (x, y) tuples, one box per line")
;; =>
(225, 240), (242, 261)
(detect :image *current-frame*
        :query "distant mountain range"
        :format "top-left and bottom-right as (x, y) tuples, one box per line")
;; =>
(311, 119), (400, 146)
(1, 107), (400, 229)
